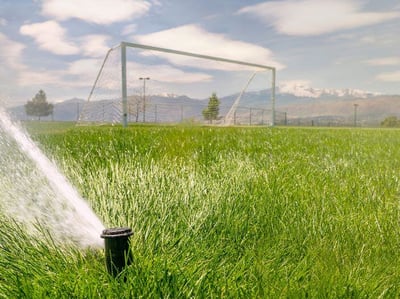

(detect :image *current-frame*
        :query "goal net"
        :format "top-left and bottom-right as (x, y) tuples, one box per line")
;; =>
(78, 42), (279, 126)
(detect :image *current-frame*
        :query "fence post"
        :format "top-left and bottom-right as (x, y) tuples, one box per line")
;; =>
(249, 108), (252, 125)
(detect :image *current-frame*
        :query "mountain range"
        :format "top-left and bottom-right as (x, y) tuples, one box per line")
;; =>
(273, 84), (400, 125)
(8, 85), (400, 126)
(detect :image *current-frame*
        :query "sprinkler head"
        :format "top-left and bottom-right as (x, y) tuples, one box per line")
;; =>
(101, 227), (133, 277)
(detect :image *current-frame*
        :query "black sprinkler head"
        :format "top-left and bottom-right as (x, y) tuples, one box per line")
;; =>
(101, 227), (133, 277)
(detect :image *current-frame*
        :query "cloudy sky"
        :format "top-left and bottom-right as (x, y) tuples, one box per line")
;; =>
(0, 0), (399, 106)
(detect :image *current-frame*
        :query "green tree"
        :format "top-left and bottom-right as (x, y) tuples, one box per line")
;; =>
(202, 92), (220, 123)
(381, 116), (400, 127)
(25, 90), (53, 121)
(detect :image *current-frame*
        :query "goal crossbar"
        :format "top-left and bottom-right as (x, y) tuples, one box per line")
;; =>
(121, 41), (276, 71)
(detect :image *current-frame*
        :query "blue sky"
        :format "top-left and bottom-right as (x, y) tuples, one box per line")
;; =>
(0, 0), (399, 106)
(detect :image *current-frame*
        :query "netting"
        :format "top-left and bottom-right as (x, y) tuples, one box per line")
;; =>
(78, 43), (278, 126)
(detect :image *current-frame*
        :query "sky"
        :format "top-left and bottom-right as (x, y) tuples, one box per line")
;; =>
(0, 0), (399, 106)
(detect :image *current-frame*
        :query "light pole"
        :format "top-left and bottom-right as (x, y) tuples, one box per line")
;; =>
(139, 77), (150, 123)
(353, 103), (359, 127)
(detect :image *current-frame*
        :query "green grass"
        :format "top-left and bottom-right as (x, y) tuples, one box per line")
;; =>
(2, 125), (400, 297)
(22, 120), (77, 135)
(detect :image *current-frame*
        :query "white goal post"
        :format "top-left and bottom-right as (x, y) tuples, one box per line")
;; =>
(86, 41), (276, 127)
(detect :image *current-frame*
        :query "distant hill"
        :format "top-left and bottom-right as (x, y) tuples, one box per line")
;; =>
(7, 88), (400, 126)
(277, 95), (400, 126)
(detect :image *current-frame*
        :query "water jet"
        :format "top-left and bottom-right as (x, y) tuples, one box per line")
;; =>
(0, 108), (104, 248)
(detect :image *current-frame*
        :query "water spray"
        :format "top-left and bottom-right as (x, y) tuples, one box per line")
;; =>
(101, 227), (133, 277)
(0, 107), (104, 248)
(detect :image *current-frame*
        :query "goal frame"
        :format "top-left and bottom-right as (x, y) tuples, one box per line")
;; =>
(89, 41), (276, 127)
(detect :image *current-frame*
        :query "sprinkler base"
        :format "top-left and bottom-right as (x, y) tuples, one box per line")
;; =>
(101, 227), (133, 277)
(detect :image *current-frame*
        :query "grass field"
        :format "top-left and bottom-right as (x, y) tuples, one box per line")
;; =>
(2, 123), (400, 297)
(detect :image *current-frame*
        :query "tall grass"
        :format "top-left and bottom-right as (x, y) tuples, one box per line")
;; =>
(2, 125), (400, 297)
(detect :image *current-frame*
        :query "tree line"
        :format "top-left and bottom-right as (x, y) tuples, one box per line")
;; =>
(24, 90), (221, 123)
(381, 116), (400, 127)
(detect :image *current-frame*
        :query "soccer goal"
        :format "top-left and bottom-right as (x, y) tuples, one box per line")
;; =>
(78, 41), (277, 126)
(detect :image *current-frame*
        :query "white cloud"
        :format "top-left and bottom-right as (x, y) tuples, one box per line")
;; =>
(20, 21), (79, 55)
(376, 71), (400, 82)
(41, 0), (151, 24)
(122, 24), (137, 36)
(149, 0), (162, 6)
(134, 24), (284, 70)
(18, 58), (103, 88)
(0, 33), (75, 95)
(127, 61), (212, 84)
(20, 21), (112, 57)
(0, 32), (106, 102)
(18, 70), (65, 87)
(55, 58), (106, 89)
(67, 59), (102, 78)
(0, 33), (27, 102)
(0, 33), (26, 71)
(80, 35), (111, 58)
(238, 0), (400, 36)
(359, 36), (377, 44)
(364, 57), (400, 66)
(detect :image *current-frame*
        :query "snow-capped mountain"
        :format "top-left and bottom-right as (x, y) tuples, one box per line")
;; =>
(154, 92), (181, 98)
(277, 82), (379, 99)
